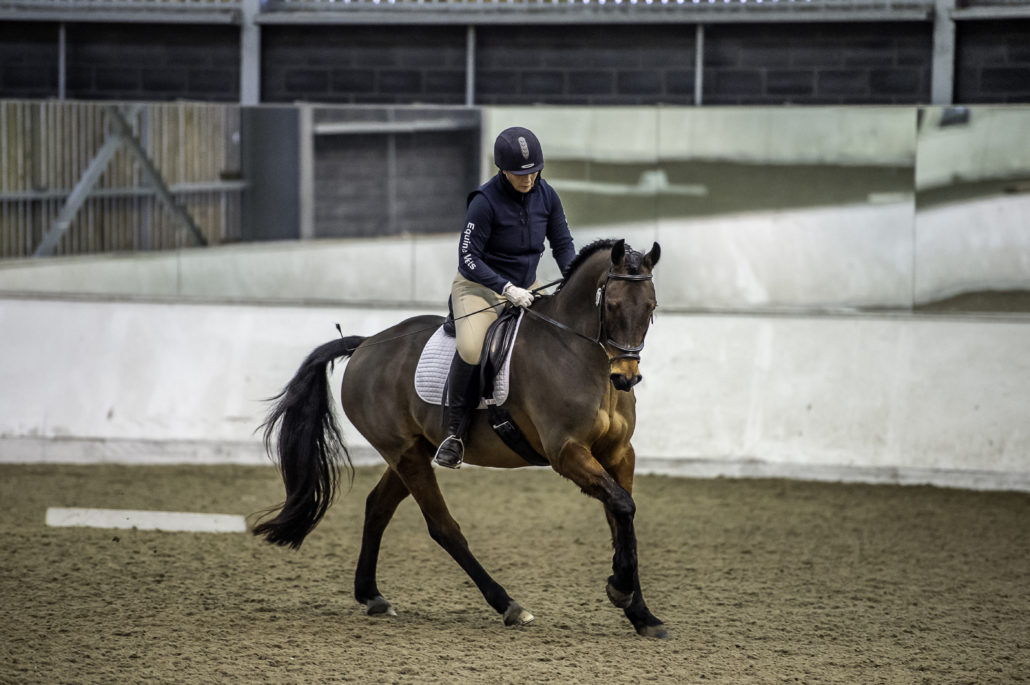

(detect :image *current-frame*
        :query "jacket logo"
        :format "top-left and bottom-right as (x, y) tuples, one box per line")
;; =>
(518, 136), (530, 160)
(461, 222), (476, 270)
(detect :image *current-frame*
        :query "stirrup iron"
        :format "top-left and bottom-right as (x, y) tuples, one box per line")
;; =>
(433, 435), (464, 469)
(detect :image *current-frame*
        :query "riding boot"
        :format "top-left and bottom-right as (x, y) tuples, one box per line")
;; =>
(433, 353), (479, 469)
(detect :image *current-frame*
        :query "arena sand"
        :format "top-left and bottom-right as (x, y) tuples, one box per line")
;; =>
(1, 463), (1027, 684)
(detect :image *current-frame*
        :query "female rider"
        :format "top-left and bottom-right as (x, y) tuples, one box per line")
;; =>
(434, 126), (576, 468)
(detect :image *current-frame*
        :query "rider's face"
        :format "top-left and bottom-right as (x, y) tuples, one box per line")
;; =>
(503, 171), (538, 194)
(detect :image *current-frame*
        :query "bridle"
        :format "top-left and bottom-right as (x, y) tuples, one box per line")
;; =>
(595, 270), (655, 362)
(524, 269), (655, 363)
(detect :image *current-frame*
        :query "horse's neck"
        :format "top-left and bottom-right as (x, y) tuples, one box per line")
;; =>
(539, 258), (605, 337)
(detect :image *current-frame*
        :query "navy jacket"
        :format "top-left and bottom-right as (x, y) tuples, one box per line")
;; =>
(458, 173), (576, 294)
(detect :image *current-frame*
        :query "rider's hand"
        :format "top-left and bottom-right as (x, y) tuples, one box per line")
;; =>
(502, 282), (535, 308)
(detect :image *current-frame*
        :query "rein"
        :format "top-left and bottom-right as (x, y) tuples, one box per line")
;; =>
(340, 272), (653, 364)
(340, 279), (564, 351)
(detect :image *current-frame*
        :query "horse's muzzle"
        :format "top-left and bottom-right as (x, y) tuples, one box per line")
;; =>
(610, 358), (642, 391)
(610, 372), (642, 391)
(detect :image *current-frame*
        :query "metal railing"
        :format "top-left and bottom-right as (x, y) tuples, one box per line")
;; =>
(0, 0), (240, 7)
(263, 0), (935, 8)
(0, 0), (938, 12)
(0, 100), (242, 259)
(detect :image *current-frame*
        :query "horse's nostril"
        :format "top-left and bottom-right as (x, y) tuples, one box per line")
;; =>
(610, 373), (641, 391)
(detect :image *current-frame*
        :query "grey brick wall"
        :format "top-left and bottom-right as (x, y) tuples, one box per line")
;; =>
(0, 23), (59, 98)
(67, 25), (239, 102)
(314, 129), (478, 238)
(0, 18), (1024, 106)
(475, 25), (697, 105)
(0, 23), (239, 102)
(955, 20), (1030, 104)
(703, 23), (932, 104)
(262, 26), (468, 104)
(259, 23), (931, 106)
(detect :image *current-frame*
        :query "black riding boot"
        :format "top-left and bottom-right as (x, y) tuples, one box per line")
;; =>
(433, 353), (479, 469)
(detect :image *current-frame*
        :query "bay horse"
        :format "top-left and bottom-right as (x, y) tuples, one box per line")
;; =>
(254, 238), (666, 638)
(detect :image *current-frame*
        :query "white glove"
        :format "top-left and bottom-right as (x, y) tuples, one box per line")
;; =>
(502, 282), (535, 308)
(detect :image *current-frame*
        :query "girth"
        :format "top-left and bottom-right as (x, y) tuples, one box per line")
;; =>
(443, 302), (548, 467)
(480, 307), (549, 467)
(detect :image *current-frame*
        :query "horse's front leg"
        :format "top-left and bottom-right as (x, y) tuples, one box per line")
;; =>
(554, 442), (667, 638)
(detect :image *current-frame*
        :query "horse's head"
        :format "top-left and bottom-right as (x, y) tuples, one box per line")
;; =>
(602, 239), (660, 391)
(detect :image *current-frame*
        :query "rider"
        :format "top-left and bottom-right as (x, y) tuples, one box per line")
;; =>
(433, 126), (577, 469)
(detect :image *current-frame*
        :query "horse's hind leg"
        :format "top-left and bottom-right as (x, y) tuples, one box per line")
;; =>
(354, 466), (411, 616)
(554, 442), (666, 638)
(392, 442), (533, 627)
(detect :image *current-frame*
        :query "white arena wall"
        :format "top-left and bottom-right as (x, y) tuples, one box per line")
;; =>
(1, 239), (1028, 492)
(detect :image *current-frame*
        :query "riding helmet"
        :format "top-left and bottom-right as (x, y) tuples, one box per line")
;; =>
(494, 127), (544, 175)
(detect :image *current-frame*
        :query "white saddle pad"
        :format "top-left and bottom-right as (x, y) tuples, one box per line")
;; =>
(414, 312), (523, 408)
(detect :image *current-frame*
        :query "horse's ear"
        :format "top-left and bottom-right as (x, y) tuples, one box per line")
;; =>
(611, 239), (626, 267)
(643, 242), (661, 271)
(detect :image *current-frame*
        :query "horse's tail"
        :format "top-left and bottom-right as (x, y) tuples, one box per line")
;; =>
(252, 335), (366, 549)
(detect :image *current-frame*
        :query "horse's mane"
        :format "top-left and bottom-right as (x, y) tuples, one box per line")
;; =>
(557, 239), (644, 292)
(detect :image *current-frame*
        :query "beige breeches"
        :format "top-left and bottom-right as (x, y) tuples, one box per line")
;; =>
(451, 273), (540, 364)
(451, 273), (505, 364)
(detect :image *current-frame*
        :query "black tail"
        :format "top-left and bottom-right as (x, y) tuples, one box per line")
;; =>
(252, 335), (366, 549)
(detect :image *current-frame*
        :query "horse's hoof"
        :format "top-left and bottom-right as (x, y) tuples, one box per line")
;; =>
(502, 601), (535, 627)
(605, 580), (634, 609)
(636, 622), (669, 639)
(365, 596), (397, 617)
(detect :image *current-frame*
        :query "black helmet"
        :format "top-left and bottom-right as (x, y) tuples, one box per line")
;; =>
(494, 126), (544, 175)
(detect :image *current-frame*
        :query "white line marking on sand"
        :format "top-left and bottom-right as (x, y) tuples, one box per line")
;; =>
(45, 507), (247, 533)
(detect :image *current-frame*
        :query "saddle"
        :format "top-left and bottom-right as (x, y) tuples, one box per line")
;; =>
(435, 302), (548, 467)
(439, 298), (521, 404)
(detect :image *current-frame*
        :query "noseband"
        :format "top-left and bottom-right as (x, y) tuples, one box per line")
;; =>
(524, 269), (654, 364)
(595, 270), (654, 362)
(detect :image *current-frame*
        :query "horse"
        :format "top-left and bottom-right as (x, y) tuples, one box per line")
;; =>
(253, 238), (666, 638)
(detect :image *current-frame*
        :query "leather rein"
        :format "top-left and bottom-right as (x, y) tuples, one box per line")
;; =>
(524, 270), (655, 363)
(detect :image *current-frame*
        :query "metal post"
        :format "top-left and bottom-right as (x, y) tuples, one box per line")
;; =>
(298, 105), (315, 240)
(58, 23), (66, 100)
(240, 0), (261, 105)
(466, 25), (476, 107)
(387, 132), (398, 234)
(694, 24), (704, 106)
(931, 0), (956, 105)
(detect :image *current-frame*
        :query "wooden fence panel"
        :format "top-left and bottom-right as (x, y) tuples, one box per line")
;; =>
(0, 100), (242, 259)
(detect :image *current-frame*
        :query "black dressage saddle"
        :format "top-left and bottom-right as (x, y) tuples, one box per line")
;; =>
(444, 299), (547, 466)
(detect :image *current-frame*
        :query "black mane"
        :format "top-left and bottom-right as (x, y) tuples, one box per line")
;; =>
(558, 239), (643, 291)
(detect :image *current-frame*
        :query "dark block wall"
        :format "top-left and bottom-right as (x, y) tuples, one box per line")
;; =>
(955, 20), (1030, 104)
(67, 25), (239, 102)
(703, 23), (933, 104)
(0, 23), (60, 98)
(314, 130), (478, 238)
(0, 18), (1025, 106)
(475, 25), (697, 105)
(262, 26), (468, 104)
(0, 22), (239, 102)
